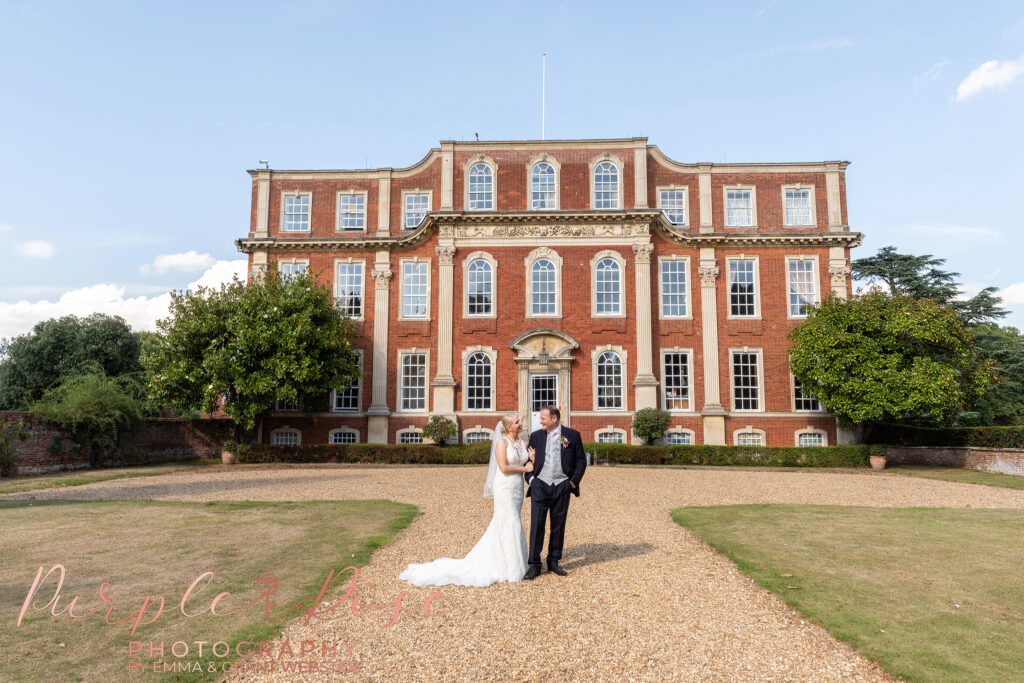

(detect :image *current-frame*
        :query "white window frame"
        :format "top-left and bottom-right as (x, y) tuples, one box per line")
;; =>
(462, 345), (497, 412)
(733, 427), (766, 446)
(796, 428), (828, 447)
(401, 189), (432, 231)
(399, 257), (431, 320)
(661, 427), (696, 445)
(525, 247), (562, 318)
(590, 250), (626, 318)
(726, 255), (761, 319)
(462, 427), (494, 444)
(592, 345), (628, 412)
(791, 372), (825, 413)
(660, 348), (694, 412)
(333, 258), (365, 321)
(595, 426), (628, 444)
(785, 255), (820, 319)
(527, 154), (560, 210)
(277, 258), (309, 280)
(589, 155), (623, 210)
(332, 350), (363, 413)
(397, 348), (430, 413)
(328, 427), (360, 444)
(280, 191), (312, 233)
(723, 185), (757, 228)
(464, 156), (497, 211)
(396, 427), (424, 444)
(657, 185), (689, 226)
(270, 427), (301, 446)
(729, 347), (764, 413)
(462, 251), (497, 319)
(336, 190), (368, 231)
(781, 184), (817, 227)
(657, 255), (692, 320)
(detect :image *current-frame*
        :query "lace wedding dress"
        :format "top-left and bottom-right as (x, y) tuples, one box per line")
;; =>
(399, 434), (529, 587)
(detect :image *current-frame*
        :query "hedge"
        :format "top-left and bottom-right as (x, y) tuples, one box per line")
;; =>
(583, 442), (874, 468)
(867, 424), (1024, 449)
(237, 442), (492, 464)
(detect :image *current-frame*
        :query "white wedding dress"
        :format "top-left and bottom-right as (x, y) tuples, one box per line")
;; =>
(399, 434), (529, 587)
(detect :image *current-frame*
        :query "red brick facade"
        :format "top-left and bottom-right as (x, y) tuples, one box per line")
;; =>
(237, 139), (861, 447)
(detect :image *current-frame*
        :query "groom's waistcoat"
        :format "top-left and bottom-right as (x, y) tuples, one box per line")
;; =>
(538, 428), (568, 486)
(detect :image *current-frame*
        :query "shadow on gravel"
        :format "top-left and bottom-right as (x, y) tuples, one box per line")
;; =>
(560, 542), (657, 570)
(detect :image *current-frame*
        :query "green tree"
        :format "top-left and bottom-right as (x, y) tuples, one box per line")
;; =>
(970, 324), (1024, 425)
(852, 245), (1007, 325)
(142, 269), (360, 443)
(630, 407), (671, 444)
(0, 313), (144, 409)
(788, 291), (996, 429)
(422, 416), (457, 445)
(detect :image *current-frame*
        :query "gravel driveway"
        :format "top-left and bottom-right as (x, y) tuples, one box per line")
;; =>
(6, 465), (1024, 682)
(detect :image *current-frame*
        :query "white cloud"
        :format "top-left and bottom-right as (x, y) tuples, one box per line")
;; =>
(0, 223), (13, 233)
(905, 223), (1001, 239)
(18, 240), (55, 258)
(999, 282), (1024, 305)
(140, 250), (217, 275)
(0, 259), (247, 338)
(917, 59), (951, 83)
(955, 55), (1024, 102)
(749, 38), (856, 57)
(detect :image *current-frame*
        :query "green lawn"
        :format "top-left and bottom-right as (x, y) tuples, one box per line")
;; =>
(886, 466), (1024, 490)
(0, 460), (222, 495)
(671, 504), (1024, 683)
(0, 498), (419, 682)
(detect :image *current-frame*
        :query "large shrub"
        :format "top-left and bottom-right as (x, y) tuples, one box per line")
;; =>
(422, 416), (457, 445)
(631, 408), (671, 444)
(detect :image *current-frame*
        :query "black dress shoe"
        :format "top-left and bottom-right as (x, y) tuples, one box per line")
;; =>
(547, 561), (568, 576)
(524, 566), (541, 580)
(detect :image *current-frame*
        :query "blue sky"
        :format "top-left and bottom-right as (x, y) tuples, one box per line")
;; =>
(1, 0), (1023, 337)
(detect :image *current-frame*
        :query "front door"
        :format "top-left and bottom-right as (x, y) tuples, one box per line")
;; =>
(530, 374), (558, 432)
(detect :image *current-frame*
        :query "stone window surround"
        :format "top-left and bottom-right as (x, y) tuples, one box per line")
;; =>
(725, 254), (762, 320)
(662, 427), (696, 444)
(401, 189), (433, 231)
(785, 254), (820, 320)
(595, 426), (629, 444)
(335, 189), (368, 231)
(729, 346), (765, 413)
(526, 154), (561, 210)
(524, 247), (563, 319)
(592, 344), (629, 412)
(396, 426), (424, 443)
(461, 250), (498, 319)
(656, 254), (693, 320)
(329, 426), (360, 444)
(589, 153), (624, 210)
(270, 427), (302, 445)
(590, 249), (627, 318)
(656, 185), (689, 225)
(781, 183), (818, 227)
(732, 426), (767, 446)
(790, 371), (826, 413)
(276, 257), (309, 273)
(464, 155), (497, 211)
(396, 348), (430, 414)
(333, 257), (366, 321)
(461, 345), (498, 412)
(280, 190), (313, 233)
(795, 426), (829, 447)
(398, 256), (432, 321)
(660, 347), (695, 413)
(331, 349), (364, 413)
(723, 184), (757, 228)
(462, 426), (495, 444)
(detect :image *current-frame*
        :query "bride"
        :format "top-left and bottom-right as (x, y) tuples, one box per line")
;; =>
(399, 413), (534, 587)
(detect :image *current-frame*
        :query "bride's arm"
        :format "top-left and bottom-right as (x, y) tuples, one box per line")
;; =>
(496, 440), (531, 474)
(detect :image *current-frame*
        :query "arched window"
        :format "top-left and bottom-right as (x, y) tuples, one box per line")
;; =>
(467, 259), (493, 315)
(466, 352), (493, 410)
(531, 259), (556, 315)
(596, 351), (623, 409)
(593, 160), (619, 209)
(271, 429), (301, 446)
(594, 258), (621, 315)
(468, 163), (493, 210)
(530, 162), (556, 209)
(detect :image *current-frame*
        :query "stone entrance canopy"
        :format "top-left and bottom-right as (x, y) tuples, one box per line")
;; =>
(510, 329), (579, 428)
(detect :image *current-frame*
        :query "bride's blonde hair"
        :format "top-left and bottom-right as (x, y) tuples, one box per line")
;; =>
(500, 413), (520, 436)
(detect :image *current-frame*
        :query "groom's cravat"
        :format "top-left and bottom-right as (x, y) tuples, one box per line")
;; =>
(538, 426), (568, 487)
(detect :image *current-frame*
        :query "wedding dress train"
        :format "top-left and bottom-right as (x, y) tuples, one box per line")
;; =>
(399, 435), (529, 587)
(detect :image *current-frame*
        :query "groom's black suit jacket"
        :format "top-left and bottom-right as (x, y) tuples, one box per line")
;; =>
(524, 425), (587, 498)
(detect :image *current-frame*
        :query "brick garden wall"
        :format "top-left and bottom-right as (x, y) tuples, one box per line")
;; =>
(885, 446), (1024, 475)
(0, 411), (234, 476)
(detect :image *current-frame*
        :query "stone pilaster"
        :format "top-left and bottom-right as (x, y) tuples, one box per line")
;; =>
(254, 170), (271, 238)
(698, 164), (713, 233)
(631, 242), (658, 410)
(376, 173), (392, 236)
(828, 246), (852, 300)
(633, 146), (648, 208)
(825, 162), (843, 231)
(441, 142), (455, 210)
(698, 249), (727, 445)
(431, 244), (457, 415)
(250, 250), (268, 283)
(367, 253), (392, 443)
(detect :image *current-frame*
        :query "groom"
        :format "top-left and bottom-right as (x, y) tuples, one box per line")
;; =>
(523, 405), (586, 579)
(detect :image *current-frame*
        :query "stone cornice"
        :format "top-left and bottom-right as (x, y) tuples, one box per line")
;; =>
(647, 145), (851, 175)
